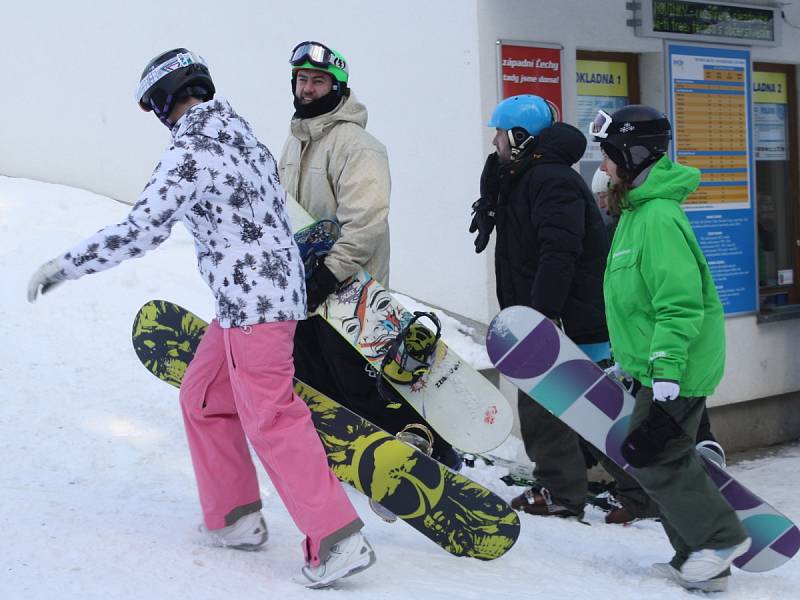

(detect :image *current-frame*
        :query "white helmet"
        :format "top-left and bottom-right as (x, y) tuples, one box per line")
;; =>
(591, 168), (611, 194)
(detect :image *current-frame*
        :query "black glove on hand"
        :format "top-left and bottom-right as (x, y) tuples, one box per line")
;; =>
(469, 197), (496, 254)
(469, 153), (501, 254)
(621, 402), (687, 468)
(305, 259), (339, 313)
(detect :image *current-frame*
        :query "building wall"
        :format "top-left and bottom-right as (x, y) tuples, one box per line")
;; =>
(4, 0), (800, 413)
(476, 0), (800, 409)
(0, 0), (491, 321)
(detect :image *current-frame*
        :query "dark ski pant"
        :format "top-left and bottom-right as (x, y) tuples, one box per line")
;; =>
(517, 390), (728, 521)
(627, 387), (747, 557)
(518, 392), (627, 513)
(609, 406), (718, 519)
(293, 316), (454, 462)
(518, 391), (588, 512)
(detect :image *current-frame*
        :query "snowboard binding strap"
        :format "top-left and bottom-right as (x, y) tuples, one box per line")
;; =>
(396, 423), (434, 457)
(379, 311), (442, 386)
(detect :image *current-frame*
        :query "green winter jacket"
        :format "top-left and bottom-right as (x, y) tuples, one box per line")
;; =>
(603, 156), (725, 396)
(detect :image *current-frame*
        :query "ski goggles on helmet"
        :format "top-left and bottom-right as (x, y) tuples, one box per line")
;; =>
(290, 41), (348, 74)
(135, 51), (207, 106)
(588, 109), (613, 140)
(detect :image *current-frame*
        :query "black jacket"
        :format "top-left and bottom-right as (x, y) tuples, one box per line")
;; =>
(494, 122), (610, 344)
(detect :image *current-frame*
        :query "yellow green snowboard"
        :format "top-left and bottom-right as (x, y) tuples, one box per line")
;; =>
(132, 300), (519, 560)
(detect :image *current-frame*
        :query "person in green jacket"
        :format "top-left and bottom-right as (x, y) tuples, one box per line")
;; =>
(590, 104), (750, 593)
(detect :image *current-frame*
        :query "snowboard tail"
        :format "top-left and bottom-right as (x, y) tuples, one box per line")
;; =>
(486, 305), (799, 573)
(132, 300), (520, 560)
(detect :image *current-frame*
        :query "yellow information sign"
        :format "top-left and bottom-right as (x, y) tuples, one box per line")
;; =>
(753, 71), (788, 104)
(575, 60), (628, 97)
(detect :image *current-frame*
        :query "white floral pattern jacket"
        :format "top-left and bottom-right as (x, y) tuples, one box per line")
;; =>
(57, 98), (305, 327)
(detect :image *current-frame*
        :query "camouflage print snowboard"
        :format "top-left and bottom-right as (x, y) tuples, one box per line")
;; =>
(132, 300), (520, 560)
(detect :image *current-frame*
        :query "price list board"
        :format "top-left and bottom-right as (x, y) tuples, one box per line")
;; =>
(667, 43), (757, 314)
(672, 64), (749, 206)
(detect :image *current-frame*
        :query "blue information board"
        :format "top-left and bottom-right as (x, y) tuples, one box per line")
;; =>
(667, 43), (757, 315)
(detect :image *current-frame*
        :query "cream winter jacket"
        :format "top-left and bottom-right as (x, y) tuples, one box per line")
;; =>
(279, 94), (391, 285)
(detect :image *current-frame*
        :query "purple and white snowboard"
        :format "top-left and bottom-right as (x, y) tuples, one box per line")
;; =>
(487, 305), (799, 573)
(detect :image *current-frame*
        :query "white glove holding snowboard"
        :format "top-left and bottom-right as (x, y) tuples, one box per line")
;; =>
(27, 259), (66, 302)
(653, 380), (680, 402)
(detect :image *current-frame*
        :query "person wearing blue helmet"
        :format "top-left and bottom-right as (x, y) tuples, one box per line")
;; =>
(471, 94), (611, 519)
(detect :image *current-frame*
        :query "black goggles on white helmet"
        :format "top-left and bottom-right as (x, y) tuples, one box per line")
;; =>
(588, 109), (613, 140)
(290, 41), (347, 74)
(135, 51), (207, 104)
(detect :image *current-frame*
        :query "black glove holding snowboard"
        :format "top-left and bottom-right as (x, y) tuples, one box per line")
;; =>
(621, 402), (688, 468)
(305, 258), (339, 313)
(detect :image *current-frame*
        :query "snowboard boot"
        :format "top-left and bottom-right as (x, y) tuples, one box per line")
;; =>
(591, 491), (636, 525)
(680, 538), (752, 583)
(604, 505), (636, 525)
(696, 440), (727, 469)
(297, 531), (376, 589)
(510, 486), (584, 519)
(653, 562), (730, 593)
(369, 424), (435, 524)
(201, 511), (268, 551)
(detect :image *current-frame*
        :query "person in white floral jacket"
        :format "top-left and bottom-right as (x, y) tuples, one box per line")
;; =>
(27, 48), (375, 589)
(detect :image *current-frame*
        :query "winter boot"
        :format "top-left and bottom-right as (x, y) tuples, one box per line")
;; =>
(680, 538), (752, 583)
(297, 531), (376, 589)
(201, 511), (268, 551)
(510, 486), (584, 518)
(653, 562), (730, 593)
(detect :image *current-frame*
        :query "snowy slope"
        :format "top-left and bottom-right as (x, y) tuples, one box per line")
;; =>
(1, 175), (799, 599)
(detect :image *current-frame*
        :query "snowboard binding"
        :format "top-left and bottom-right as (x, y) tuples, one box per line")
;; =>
(379, 311), (442, 386)
(396, 423), (435, 457)
(369, 423), (435, 524)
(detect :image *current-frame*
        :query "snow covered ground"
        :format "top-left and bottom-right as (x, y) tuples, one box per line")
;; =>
(2, 175), (799, 599)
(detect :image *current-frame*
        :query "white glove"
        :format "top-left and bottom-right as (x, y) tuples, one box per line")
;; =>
(653, 380), (680, 402)
(28, 259), (66, 302)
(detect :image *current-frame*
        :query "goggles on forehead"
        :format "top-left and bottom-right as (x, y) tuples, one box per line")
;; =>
(135, 51), (207, 103)
(588, 109), (613, 140)
(290, 41), (347, 74)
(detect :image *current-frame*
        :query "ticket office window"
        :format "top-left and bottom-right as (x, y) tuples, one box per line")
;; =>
(753, 63), (800, 316)
(575, 51), (640, 189)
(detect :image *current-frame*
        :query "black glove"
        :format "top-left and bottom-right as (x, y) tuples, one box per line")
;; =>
(469, 153), (501, 254)
(305, 259), (339, 312)
(621, 402), (688, 468)
(469, 197), (496, 254)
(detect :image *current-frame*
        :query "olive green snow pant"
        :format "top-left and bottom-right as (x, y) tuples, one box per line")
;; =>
(627, 387), (747, 556)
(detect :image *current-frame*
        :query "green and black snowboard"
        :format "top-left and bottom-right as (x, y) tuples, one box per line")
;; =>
(132, 300), (520, 561)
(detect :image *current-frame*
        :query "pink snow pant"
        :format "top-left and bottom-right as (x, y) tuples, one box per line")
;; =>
(179, 318), (362, 566)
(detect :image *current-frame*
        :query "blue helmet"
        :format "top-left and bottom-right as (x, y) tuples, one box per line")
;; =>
(488, 94), (554, 136)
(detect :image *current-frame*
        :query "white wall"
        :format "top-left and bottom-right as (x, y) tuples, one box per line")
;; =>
(5, 0), (800, 406)
(0, 0), (490, 321)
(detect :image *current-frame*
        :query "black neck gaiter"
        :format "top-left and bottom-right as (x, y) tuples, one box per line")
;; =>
(293, 89), (342, 119)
